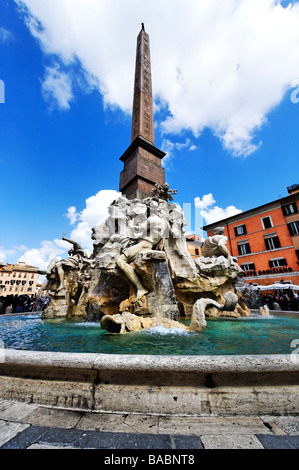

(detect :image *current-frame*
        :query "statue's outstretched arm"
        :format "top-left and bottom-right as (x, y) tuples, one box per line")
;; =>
(62, 233), (84, 251)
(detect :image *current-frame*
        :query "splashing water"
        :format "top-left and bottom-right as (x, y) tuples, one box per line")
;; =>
(151, 260), (180, 322)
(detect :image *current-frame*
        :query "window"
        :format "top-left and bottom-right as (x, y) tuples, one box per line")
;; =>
(282, 202), (298, 216)
(261, 216), (273, 229)
(241, 263), (255, 271)
(234, 224), (247, 237)
(264, 236), (281, 250)
(269, 258), (287, 268)
(237, 241), (251, 255)
(287, 221), (299, 236)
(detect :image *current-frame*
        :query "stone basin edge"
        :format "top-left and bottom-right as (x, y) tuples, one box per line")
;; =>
(2, 348), (299, 373)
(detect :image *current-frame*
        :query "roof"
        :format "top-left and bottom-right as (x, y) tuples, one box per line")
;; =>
(0, 262), (39, 272)
(202, 190), (299, 232)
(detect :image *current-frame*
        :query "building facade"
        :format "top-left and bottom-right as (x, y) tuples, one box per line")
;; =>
(0, 262), (39, 297)
(186, 234), (204, 258)
(202, 185), (299, 287)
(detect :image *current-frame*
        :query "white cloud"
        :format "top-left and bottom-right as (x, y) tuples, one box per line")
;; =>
(18, 189), (120, 269)
(161, 138), (197, 166)
(0, 27), (13, 43)
(0, 247), (8, 264)
(18, 239), (68, 271)
(68, 190), (120, 250)
(65, 206), (78, 225)
(194, 193), (216, 210)
(195, 193), (242, 226)
(15, 0), (299, 156)
(41, 64), (73, 110)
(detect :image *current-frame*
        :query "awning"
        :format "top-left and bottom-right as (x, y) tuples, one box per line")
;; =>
(250, 283), (299, 291)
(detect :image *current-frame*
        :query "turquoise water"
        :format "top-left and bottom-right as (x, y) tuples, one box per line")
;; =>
(0, 313), (298, 355)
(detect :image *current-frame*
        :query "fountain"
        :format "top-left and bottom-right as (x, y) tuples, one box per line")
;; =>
(0, 25), (298, 417)
(38, 188), (247, 335)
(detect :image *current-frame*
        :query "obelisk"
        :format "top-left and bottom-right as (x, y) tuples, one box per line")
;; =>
(119, 24), (165, 200)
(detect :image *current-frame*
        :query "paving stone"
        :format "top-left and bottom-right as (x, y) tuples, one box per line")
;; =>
(261, 416), (299, 435)
(0, 420), (29, 447)
(256, 434), (295, 449)
(77, 412), (160, 434)
(171, 434), (203, 449)
(77, 412), (131, 433)
(39, 427), (85, 447)
(77, 431), (173, 449)
(0, 401), (38, 422)
(158, 416), (268, 435)
(285, 435), (299, 449)
(0, 399), (14, 411)
(200, 434), (264, 449)
(123, 414), (159, 434)
(23, 406), (83, 428)
(0, 425), (48, 449)
(28, 443), (78, 449)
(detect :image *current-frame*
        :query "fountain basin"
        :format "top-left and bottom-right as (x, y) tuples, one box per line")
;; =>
(0, 349), (298, 416)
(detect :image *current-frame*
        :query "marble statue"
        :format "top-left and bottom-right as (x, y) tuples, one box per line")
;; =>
(40, 183), (249, 327)
(201, 226), (235, 266)
(151, 182), (175, 202)
(116, 200), (169, 300)
(39, 233), (94, 292)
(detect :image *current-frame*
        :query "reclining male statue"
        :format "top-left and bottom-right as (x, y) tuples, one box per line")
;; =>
(201, 226), (237, 267)
(116, 200), (169, 300)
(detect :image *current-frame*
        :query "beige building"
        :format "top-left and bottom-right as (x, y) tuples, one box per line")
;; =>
(0, 262), (39, 297)
(186, 234), (204, 258)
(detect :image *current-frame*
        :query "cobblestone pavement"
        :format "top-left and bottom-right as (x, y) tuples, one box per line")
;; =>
(0, 398), (298, 450)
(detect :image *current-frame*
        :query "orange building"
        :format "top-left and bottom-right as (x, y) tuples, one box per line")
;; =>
(202, 185), (299, 287)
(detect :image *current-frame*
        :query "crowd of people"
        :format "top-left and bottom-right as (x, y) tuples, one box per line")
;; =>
(0, 295), (49, 315)
(1, 290), (299, 315)
(258, 291), (299, 311)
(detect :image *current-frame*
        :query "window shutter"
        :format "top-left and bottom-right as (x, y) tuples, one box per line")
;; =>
(287, 223), (294, 236)
(274, 236), (281, 248)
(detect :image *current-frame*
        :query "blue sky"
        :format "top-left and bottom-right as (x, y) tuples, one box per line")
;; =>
(0, 0), (299, 270)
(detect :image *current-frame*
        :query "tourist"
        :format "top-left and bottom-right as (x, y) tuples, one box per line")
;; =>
(290, 294), (299, 312)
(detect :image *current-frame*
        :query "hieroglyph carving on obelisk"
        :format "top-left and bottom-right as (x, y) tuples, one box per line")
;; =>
(131, 24), (155, 145)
